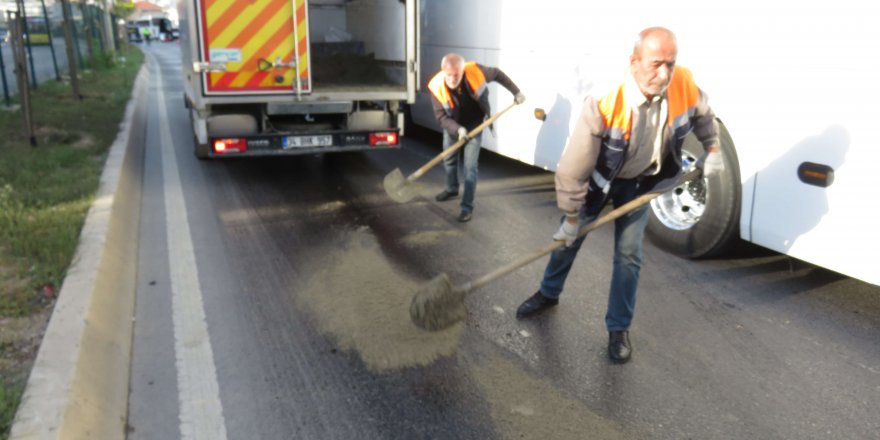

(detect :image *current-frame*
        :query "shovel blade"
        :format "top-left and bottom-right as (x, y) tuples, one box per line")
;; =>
(383, 168), (423, 204)
(410, 273), (467, 331)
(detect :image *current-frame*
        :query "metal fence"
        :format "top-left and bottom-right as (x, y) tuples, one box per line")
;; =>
(1, 0), (123, 106)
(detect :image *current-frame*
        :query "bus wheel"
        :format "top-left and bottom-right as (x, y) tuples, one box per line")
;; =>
(646, 122), (741, 258)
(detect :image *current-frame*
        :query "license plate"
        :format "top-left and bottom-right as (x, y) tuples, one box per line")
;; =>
(283, 135), (333, 149)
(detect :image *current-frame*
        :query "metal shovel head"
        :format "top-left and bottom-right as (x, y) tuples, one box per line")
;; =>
(409, 273), (467, 332)
(383, 168), (423, 204)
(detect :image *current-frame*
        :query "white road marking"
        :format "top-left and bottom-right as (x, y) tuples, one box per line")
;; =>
(152, 54), (229, 440)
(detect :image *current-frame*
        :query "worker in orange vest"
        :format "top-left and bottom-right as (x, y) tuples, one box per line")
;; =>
(516, 27), (725, 364)
(428, 53), (525, 222)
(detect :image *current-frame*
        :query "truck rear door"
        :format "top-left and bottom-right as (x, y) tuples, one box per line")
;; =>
(197, 0), (311, 95)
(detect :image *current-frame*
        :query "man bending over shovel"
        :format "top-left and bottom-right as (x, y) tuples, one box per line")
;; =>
(429, 53), (525, 222)
(515, 27), (725, 363)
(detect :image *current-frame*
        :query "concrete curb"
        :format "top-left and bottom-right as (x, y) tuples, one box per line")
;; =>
(10, 63), (149, 440)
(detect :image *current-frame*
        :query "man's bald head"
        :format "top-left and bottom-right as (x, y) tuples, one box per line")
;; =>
(630, 27), (678, 98)
(441, 53), (466, 89)
(632, 27), (677, 58)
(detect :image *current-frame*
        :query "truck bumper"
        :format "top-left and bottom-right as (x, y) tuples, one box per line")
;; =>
(206, 130), (400, 158)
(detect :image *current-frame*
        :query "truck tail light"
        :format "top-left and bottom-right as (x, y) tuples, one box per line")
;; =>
(369, 131), (398, 146)
(213, 138), (247, 154)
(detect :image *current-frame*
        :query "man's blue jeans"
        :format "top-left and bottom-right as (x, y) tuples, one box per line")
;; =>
(442, 131), (482, 213)
(539, 178), (650, 331)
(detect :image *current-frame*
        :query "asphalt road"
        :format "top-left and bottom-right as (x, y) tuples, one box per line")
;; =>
(126, 44), (880, 440)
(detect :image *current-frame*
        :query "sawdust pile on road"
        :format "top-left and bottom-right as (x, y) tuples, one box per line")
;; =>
(474, 354), (631, 440)
(299, 227), (464, 372)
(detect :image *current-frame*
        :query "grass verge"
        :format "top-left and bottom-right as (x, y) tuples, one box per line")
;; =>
(0, 45), (144, 439)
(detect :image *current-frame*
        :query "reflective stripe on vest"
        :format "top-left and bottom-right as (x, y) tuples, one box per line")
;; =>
(428, 62), (488, 112)
(591, 65), (699, 195)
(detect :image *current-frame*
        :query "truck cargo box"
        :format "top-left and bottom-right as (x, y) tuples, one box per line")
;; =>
(179, 0), (418, 158)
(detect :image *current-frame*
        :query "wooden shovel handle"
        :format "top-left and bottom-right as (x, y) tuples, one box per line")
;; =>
(463, 169), (702, 293)
(407, 101), (519, 182)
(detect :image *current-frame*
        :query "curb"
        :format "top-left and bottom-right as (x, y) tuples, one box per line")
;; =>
(9, 63), (148, 440)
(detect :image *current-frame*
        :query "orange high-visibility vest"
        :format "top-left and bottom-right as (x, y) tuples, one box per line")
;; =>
(586, 65), (701, 206)
(428, 62), (488, 114)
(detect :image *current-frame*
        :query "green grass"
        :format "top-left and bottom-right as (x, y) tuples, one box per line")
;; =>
(0, 380), (23, 440)
(0, 46), (143, 317)
(0, 45), (144, 440)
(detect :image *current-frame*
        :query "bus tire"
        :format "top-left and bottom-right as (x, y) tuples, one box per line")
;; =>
(646, 121), (741, 258)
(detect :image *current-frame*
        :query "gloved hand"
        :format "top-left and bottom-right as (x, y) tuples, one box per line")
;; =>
(552, 219), (579, 247)
(696, 150), (724, 177)
(514, 92), (526, 105)
(457, 127), (469, 142)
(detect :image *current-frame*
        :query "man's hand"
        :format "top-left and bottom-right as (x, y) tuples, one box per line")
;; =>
(552, 219), (579, 247)
(514, 92), (526, 105)
(457, 127), (469, 142)
(696, 149), (724, 177)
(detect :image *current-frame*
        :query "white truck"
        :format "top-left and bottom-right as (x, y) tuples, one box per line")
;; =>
(178, 0), (418, 158)
(412, 0), (880, 286)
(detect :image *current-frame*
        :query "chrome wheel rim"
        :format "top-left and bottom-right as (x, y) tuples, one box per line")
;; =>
(650, 152), (707, 231)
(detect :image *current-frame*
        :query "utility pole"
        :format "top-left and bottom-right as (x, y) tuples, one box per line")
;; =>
(60, 0), (82, 99)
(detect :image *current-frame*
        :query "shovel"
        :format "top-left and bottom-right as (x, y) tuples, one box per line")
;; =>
(383, 102), (519, 203)
(409, 169), (702, 331)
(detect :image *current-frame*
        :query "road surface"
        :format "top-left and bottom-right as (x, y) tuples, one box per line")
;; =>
(125, 44), (880, 440)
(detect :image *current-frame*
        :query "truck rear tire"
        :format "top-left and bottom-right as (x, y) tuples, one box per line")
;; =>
(646, 122), (741, 258)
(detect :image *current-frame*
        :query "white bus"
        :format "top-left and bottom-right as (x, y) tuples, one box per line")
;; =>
(410, 0), (880, 286)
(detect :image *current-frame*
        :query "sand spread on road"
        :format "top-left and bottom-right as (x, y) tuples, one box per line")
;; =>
(299, 227), (463, 372)
(474, 354), (631, 440)
(400, 229), (463, 247)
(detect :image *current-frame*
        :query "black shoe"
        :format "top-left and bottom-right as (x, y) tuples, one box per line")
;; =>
(608, 330), (632, 363)
(516, 291), (559, 319)
(435, 190), (459, 202)
(457, 211), (472, 222)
